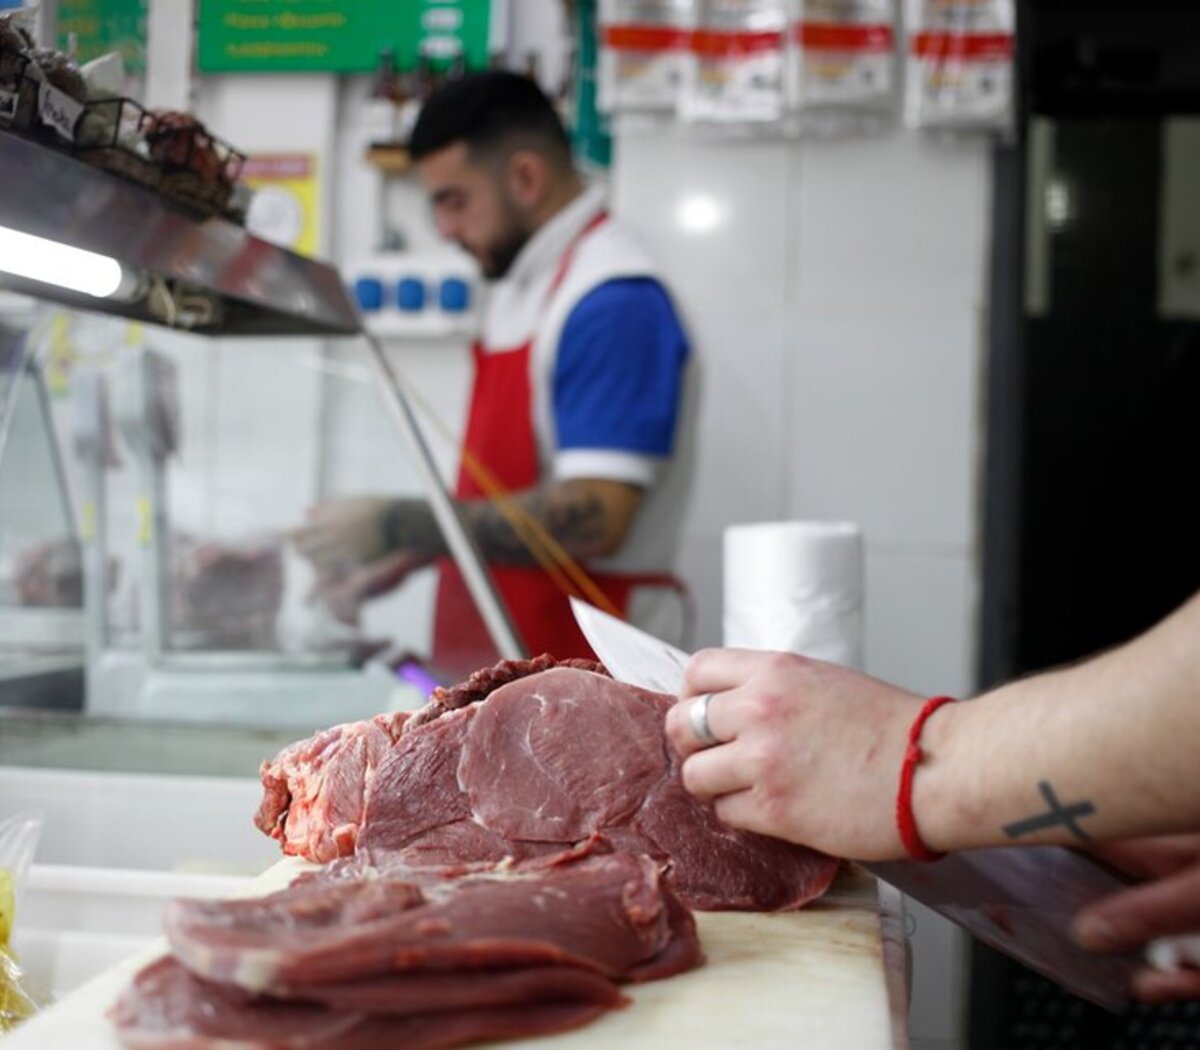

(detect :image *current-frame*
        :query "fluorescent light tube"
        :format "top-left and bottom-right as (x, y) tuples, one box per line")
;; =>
(0, 224), (134, 299)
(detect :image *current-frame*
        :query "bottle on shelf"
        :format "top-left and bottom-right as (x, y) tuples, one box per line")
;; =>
(525, 50), (541, 86)
(366, 46), (402, 148)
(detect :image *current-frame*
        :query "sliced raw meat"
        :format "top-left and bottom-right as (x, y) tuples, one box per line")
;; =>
(623, 891), (706, 982)
(407, 653), (607, 732)
(254, 711), (407, 863)
(110, 956), (614, 1050)
(165, 847), (693, 992)
(279, 965), (623, 1015)
(459, 668), (669, 841)
(635, 775), (840, 911)
(356, 708), (474, 853)
(109, 956), (359, 1049)
(364, 819), (552, 868)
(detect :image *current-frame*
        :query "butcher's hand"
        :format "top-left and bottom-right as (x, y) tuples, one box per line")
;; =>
(291, 496), (401, 570)
(1074, 834), (1200, 1003)
(664, 648), (925, 861)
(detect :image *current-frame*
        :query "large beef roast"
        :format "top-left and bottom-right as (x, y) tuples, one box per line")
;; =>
(256, 658), (839, 912)
(255, 711), (408, 863)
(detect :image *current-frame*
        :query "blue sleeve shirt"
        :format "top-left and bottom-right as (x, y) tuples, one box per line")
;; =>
(552, 277), (689, 485)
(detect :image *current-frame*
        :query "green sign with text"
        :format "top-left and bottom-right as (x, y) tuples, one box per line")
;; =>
(197, 0), (491, 73)
(58, 0), (147, 73)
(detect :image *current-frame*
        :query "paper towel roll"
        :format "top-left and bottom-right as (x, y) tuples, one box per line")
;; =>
(723, 521), (864, 668)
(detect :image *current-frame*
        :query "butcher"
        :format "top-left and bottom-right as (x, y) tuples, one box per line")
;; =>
(293, 72), (695, 675)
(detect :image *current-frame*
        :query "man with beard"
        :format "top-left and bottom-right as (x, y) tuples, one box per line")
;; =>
(294, 73), (694, 674)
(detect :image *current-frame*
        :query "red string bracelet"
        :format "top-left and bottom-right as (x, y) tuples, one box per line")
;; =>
(895, 695), (957, 862)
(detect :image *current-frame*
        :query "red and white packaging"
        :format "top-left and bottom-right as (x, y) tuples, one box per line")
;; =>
(904, 0), (1014, 132)
(598, 0), (695, 114)
(680, 0), (790, 125)
(789, 0), (898, 116)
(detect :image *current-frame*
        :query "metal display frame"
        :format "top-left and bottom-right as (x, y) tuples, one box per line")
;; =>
(0, 129), (524, 669)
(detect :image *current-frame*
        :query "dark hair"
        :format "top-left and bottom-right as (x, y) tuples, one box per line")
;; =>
(409, 71), (572, 167)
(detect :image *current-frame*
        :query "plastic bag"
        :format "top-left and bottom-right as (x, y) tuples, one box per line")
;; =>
(903, 0), (1014, 133)
(681, 0), (790, 126)
(598, 0), (694, 114)
(0, 812), (50, 1033)
(790, 0), (898, 119)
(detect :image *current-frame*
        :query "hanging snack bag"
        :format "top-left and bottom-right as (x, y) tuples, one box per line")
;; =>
(790, 0), (898, 117)
(598, 0), (695, 114)
(904, 0), (1015, 132)
(681, 0), (790, 126)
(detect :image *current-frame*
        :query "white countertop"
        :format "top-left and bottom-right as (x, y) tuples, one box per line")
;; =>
(5, 860), (909, 1050)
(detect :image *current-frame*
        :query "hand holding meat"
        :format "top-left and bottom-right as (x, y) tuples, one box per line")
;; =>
(1074, 834), (1200, 1003)
(667, 592), (1200, 871)
(665, 649), (924, 861)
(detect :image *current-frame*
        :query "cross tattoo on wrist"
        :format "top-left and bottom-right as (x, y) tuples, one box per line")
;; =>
(1002, 781), (1096, 842)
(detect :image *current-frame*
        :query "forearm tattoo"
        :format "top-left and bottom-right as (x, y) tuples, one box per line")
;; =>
(381, 498), (447, 558)
(462, 481), (613, 566)
(1002, 781), (1097, 842)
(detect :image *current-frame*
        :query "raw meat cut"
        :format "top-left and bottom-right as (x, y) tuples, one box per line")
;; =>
(114, 842), (699, 1050)
(633, 774), (841, 911)
(255, 711), (408, 863)
(274, 964), (624, 1015)
(165, 845), (696, 992)
(258, 659), (839, 912)
(170, 537), (284, 651)
(459, 669), (668, 841)
(382, 667), (836, 911)
(110, 956), (614, 1050)
(353, 707), (474, 853)
(110, 957), (360, 1049)
(406, 653), (607, 731)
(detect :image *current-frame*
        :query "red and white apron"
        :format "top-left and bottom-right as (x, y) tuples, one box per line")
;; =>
(431, 211), (681, 673)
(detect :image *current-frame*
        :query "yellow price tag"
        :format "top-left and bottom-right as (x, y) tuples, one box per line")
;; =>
(136, 496), (153, 546)
(80, 500), (97, 543)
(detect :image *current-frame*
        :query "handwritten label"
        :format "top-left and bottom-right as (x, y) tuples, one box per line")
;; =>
(38, 81), (84, 142)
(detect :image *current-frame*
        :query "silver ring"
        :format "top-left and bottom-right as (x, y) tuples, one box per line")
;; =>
(688, 693), (718, 746)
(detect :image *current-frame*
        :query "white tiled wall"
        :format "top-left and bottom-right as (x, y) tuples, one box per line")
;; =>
(612, 124), (991, 1050)
(613, 127), (988, 659)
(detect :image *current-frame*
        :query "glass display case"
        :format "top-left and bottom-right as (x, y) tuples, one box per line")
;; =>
(0, 129), (522, 756)
(0, 311), (85, 711)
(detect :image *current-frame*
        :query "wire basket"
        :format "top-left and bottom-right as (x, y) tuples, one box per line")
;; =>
(143, 112), (246, 218)
(72, 95), (161, 191)
(0, 52), (36, 132)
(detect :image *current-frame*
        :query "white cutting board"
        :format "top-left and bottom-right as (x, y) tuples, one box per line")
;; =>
(4, 860), (908, 1050)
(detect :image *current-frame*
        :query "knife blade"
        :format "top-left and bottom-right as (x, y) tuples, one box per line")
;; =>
(571, 597), (1140, 1010)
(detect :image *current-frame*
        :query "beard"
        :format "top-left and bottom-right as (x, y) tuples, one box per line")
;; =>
(475, 224), (531, 281)
(467, 191), (534, 280)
